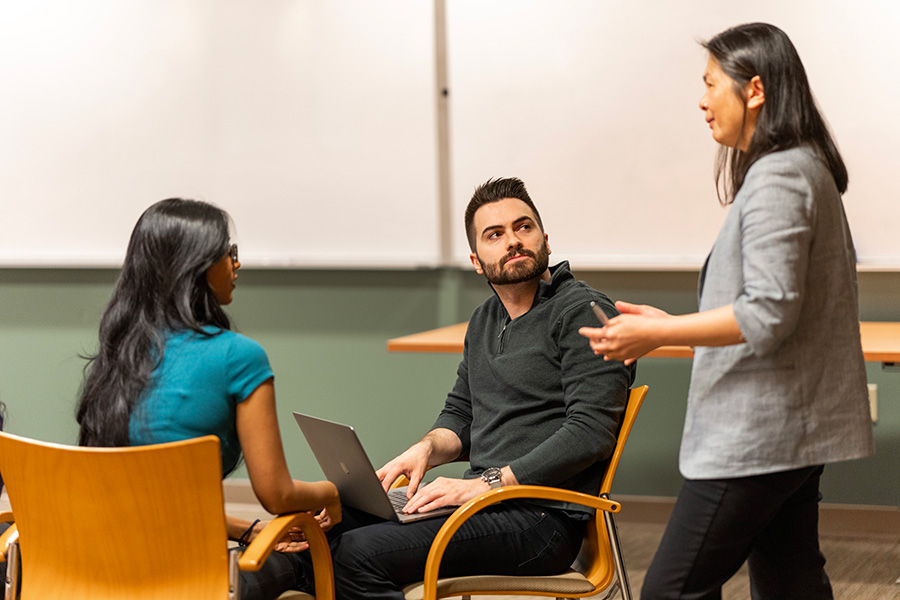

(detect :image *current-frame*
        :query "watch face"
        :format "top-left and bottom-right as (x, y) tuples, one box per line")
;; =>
(482, 467), (502, 486)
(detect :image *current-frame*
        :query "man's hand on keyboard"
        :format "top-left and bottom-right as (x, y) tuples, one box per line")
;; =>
(401, 476), (485, 514)
(376, 441), (431, 497)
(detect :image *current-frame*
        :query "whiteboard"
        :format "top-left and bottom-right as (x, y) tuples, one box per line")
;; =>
(2, 1), (899, 270)
(445, 0), (900, 269)
(0, 0), (440, 268)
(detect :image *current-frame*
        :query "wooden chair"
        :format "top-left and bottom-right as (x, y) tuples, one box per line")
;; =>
(400, 385), (649, 600)
(0, 433), (333, 600)
(0, 511), (17, 599)
(0, 512), (16, 554)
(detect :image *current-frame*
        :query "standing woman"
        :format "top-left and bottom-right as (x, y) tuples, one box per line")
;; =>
(580, 23), (873, 599)
(76, 198), (340, 600)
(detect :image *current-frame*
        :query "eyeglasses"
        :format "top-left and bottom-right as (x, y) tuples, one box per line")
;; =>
(228, 243), (239, 263)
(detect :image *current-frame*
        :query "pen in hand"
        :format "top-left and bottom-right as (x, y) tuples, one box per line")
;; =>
(590, 301), (610, 326)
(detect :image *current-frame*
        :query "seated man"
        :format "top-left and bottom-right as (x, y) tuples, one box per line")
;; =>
(324, 177), (635, 599)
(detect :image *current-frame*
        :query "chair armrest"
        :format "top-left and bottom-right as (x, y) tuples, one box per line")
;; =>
(389, 475), (411, 489)
(421, 485), (620, 600)
(238, 512), (334, 600)
(0, 512), (17, 564)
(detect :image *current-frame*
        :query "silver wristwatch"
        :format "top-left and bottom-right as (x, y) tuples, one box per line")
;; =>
(481, 467), (502, 490)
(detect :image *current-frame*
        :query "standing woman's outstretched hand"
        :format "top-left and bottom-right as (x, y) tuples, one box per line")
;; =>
(579, 300), (672, 365)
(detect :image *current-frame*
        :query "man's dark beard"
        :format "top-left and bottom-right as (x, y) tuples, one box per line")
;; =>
(478, 241), (550, 285)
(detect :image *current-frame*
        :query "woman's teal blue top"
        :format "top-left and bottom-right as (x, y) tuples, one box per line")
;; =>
(129, 327), (273, 475)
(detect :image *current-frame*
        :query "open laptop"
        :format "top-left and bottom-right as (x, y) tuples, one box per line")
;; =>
(293, 412), (457, 523)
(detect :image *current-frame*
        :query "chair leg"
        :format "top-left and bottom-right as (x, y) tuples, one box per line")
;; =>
(5, 541), (19, 600)
(603, 510), (632, 600)
(228, 547), (241, 600)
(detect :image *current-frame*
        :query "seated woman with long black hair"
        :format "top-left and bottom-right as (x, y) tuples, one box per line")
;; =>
(76, 198), (339, 600)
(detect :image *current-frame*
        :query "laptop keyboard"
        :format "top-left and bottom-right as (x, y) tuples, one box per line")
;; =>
(388, 488), (410, 512)
(388, 486), (454, 516)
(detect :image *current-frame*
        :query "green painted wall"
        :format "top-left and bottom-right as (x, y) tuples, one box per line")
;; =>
(1, 267), (897, 506)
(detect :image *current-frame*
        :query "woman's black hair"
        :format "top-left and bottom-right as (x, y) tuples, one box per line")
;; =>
(703, 22), (848, 203)
(76, 198), (232, 447)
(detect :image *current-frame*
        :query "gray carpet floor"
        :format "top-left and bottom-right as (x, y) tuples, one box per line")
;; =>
(615, 521), (900, 600)
(454, 519), (900, 599)
(228, 501), (900, 599)
(4, 491), (895, 598)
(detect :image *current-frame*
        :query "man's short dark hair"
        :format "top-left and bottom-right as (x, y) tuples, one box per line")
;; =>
(464, 177), (544, 251)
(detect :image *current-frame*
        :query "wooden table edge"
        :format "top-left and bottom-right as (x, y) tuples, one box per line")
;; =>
(387, 321), (900, 362)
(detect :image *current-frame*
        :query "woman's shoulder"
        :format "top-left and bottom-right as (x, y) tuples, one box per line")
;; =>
(210, 329), (267, 356)
(168, 327), (267, 357)
(747, 145), (826, 180)
(741, 146), (833, 201)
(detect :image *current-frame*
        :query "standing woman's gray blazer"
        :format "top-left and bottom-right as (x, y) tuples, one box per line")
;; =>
(680, 145), (875, 480)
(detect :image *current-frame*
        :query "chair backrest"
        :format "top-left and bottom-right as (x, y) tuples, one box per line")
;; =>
(599, 385), (648, 496)
(0, 432), (230, 600)
(577, 384), (648, 590)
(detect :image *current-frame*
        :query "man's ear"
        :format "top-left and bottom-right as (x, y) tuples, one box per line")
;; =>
(746, 75), (765, 110)
(544, 233), (551, 256)
(469, 253), (484, 274)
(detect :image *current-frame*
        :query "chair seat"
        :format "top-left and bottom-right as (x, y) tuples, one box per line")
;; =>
(277, 591), (315, 599)
(402, 568), (596, 599)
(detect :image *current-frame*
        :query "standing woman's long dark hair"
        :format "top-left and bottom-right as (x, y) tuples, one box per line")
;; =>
(76, 199), (232, 447)
(703, 22), (848, 203)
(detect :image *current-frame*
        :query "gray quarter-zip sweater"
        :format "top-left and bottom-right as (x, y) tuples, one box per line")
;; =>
(432, 261), (636, 514)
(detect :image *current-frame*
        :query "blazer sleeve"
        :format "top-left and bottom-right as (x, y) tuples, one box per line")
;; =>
(732, 155), (816, 357)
